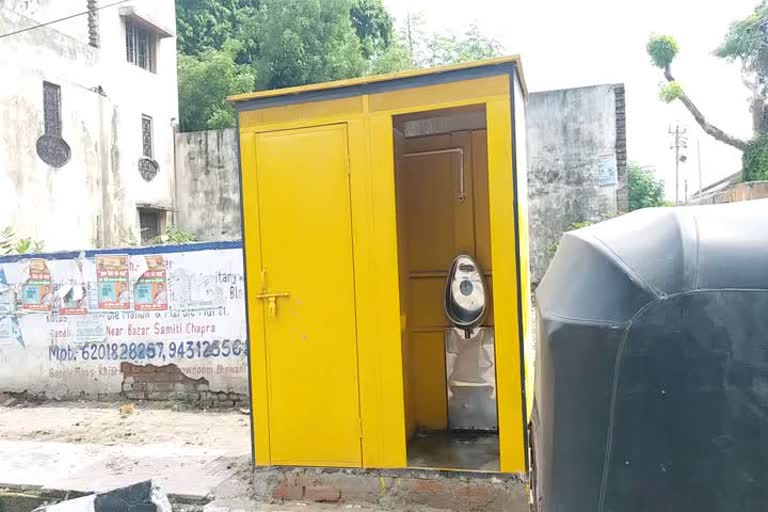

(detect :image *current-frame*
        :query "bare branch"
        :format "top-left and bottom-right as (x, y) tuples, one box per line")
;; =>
(664, 66), (749, 151)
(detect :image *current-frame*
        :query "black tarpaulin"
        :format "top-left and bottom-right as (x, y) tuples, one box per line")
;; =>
(532, 200), (768, 512)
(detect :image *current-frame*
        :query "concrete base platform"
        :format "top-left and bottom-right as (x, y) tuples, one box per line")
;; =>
(251, 466), (529, 512)
(407, 431), (500, 471)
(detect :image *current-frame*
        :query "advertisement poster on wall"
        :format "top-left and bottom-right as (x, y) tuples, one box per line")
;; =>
(22, 259), (52, 312)
(96, 255), (130, 310)
(0, 268), (13, 316)
(59, 285), (88, 316)
(133, 255), (168, 311)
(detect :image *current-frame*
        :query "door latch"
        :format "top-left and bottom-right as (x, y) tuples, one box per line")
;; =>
(255, 292), (290, 318)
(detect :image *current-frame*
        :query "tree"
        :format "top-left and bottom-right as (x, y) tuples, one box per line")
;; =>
(351, 0), (413, 75)
(398, 15), (504, 68)
(177, 41), (255, 132)
(628, 163), (667, 211)
(365, 43), (412, 75)
(715, 2), (768, 134)
(647, 35), (748, 151)
(253, 0), (367, 89)
(175, 1), (505, 130)
(350, 0), (395, 59)
(444, 24), (504, 65)
(176, 0), (259, 57)
(647, 2), (768, 182)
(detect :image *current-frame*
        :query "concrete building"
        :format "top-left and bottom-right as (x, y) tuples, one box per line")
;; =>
(526, 84), (628, 283)
(0, 0), (178, 250)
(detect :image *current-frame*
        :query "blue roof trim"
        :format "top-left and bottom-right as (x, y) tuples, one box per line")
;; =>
(234, 62), (516, 112)
(0, 240), (243, 264)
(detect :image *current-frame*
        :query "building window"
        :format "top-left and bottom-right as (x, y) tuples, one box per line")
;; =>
(126, 20), (155, 72)
(142, 115), (153, 159)
(43, 82), (62, 136)
(138, 207), (166, 245)
(37, 81), (70, 168)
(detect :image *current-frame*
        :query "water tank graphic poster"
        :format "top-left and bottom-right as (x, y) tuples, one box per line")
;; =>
(133, 255), (168, 311)
(22, 259), (52, 312)
(96, 255), (130, 310)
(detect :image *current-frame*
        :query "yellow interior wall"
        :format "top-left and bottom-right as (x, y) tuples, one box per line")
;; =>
(394, 129), (415, 440)
(239, 73), (528, 473)
(394, 128), (493, 434)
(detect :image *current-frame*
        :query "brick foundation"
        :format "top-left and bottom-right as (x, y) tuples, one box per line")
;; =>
(120, 363), (248, 407)
(254, 467), (529, 512)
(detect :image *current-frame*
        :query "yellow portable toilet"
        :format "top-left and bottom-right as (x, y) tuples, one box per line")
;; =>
(230, 56), (531, 476)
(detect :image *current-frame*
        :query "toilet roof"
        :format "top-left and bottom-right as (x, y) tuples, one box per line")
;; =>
(228, 56), (525, 111)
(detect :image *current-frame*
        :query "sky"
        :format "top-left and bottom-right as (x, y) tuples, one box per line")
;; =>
(384, 0), (757, 200)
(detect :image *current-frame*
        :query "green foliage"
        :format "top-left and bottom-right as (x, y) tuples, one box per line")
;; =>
(659, 81), (684, 103)
(628, 163), (667, 211)
(402, 19), (504, 68)
(350, 0), (394, 59)
(253, 0), (367, 89)
(446, 24), (505, 64)
(176, 0), (259, 57)
(147, 226), (198, 246)
(647, 35), (679, 69)
(546, 240), (559, 259)
(715, 2), (768, 77)
(178, 40), (255, 132)
(742, 133), (768, 181)
(546, 221), (595, 258)
(0, 227), (44, 255)
(175, 1), (505, 129)
(398, 11), (427, 65)
(366, 44), (412, 75)
(567, 221), (594, 231)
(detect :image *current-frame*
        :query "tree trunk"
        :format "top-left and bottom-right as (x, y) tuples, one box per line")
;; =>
(754, 96), (768, 134)
(664, 67), (749, 152)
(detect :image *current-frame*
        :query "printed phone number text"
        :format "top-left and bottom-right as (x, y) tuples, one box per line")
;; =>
(49, 340), (248, 362)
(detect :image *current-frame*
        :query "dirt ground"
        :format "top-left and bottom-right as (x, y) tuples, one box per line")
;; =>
(0, 402), (445, 511)
(0, 401), (251, 457)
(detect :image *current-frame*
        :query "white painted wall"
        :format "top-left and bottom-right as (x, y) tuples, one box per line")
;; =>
(0, 0), (178, 250)
(0, 0), (90, 42)
(175, 129), (243, 241)
(526, 84), (627, 283)
(0, 242), (247, 398)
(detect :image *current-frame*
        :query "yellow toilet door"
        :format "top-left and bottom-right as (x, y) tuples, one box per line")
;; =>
(254, 124), (362, 467)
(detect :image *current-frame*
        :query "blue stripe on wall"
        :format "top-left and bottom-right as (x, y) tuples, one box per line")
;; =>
(0, 240), (244, 264)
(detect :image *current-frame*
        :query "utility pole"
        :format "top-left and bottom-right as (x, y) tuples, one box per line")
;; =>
(697, 138), (703, 200)
(669, 125), (688, 204)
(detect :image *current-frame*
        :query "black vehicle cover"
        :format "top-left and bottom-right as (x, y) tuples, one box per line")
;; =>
(532, 200), (768, 512)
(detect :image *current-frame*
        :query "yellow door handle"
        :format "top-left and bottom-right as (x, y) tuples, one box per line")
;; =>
(255, 292), (290, 299)
(255, 292), (290, 318)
